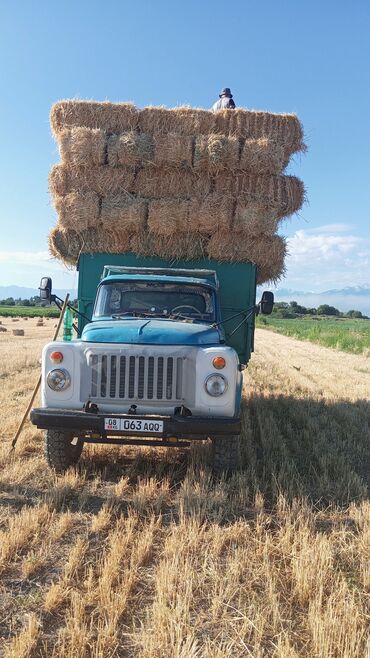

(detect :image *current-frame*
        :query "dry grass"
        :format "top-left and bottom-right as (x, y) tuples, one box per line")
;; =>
(50, 100), (139, 135)
(49, 164), (136, 197)
(215, 173), (305, 216)
(193, 134), (240, 171)
(0, 322), (369, 657)
(107, 132), (154, 167)
(53, 191), (100, 230)
(58, 128), (106, 167)
(154, 133), (193, 167)
(100, 195), (147, 232)
(240, 137), (286, 174)
(134, 165), (211, 198)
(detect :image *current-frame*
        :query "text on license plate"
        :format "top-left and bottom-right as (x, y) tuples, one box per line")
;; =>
(104, 417), (164, 433)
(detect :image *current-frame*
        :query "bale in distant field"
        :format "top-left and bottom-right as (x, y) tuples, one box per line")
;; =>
(12, 329), (25, 336)
(54, 191), (100, 230)
(58, 128), (106, 166)
(100, 195), (147, 232)
(50, 100), (139, 135)
(107, 132), (154, 167)
(139, 106), (215, 136)
(240, 138), (285, 174)
(11, 318), (19, 322)
(49, 164), (136, 197)
(154, 133), (193, 167)
(215, 173), (305, 216)
(194, 134), (240, 171)
(131, 230), (209, 261)
(188, 194), (233, 233)
(148, 199), (190, 235)
(207, 232), (286, 283)
(134, 165), (211, 198)
(0, 326), (7, 332)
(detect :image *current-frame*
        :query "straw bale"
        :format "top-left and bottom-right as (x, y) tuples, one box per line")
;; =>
(134, 166), (211, 198)
(131, 230), (209, 261)
(54, 191), (100, 230)
(233, 202), (280, 233)
(215, 173), (305, 216)
(188, 195), (233, 233)
(207, 232), (286, 283)
(154, 134), (193, 167)
(139, 106), (215, 136)
(50, 101), (139, 135)
(240, 138), (285, 174)
(214, 109), (304, 153)
(148, 199), (190, 235)
(107, 132), (154, 167)
(194, 134), (240, 171)
(58, 128), (106, 166)
(100, 195), (147, 232)
(49, 164), (135, 197)
(48, 227), (132, 264)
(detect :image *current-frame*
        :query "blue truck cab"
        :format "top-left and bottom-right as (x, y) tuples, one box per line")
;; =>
(31, 253), (273, 474)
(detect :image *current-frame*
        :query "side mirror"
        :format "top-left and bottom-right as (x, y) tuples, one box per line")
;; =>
(260, 291), (274, 315)
(39, 277), (52, 303)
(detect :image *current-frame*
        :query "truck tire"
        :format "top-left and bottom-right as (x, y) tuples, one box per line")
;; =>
(44, 430), (83, 473)
(211, 435), (240, 477)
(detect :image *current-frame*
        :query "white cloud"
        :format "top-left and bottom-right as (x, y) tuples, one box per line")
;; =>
(0, 250), (77, 288)
(283, 227), (370, 291)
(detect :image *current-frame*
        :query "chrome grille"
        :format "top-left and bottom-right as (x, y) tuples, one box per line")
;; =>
(89, 353), (184, 401)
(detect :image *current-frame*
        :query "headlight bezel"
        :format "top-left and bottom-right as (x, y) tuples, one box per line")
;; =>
(46, 368), (71, 392)
(204, 373), (228, 397)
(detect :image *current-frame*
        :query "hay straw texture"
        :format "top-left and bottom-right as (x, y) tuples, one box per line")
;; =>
(193, 134), (240, 171)
(139, 106), (215, 136)
(134, 166), (211, 198)
(49, 164), (136, 196)
(53, 191), (100, 230)
(58, 128), (106, 167)
(100, 195), (147, 232)
(107, 132), (154, 167)
(188, 195), (234, 233)
(214, 109), (304, 152)
(207, 232), (287, 283)
(240, 138), (285, 174)
(50, 101), (138, 136)
(153, 134), (193, 167)
(131, 231), (209, 261)
(48, 227), (132, 265)
(148, 199), (190, 235)
(233, 203), (280, 233)
(215, 173), (305, 216)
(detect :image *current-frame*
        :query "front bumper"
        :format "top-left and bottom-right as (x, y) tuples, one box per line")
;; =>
(30, 408), (241, 440)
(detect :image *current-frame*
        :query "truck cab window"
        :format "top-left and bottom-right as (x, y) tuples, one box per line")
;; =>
(93, 282), (215, 321)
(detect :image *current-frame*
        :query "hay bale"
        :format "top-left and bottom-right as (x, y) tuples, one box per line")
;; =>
(134, 166), (211, 198)
(11, 318), (19, 322)
(215, 173), (305, 216)
(148, 199), (190, 235)
(49, 227), (132, 264)
(100, 195), (147, 232)
(240, 138), (285, 174)
(131, 230), (209, 261)
(188, 195), (233, 233)
(154, 134), (193, 167)
(107, 132), (154, 167)
(49, 164), (136, 197)
(193, 134), (240, 171)
(139, 106), (215, 136)
(233, 203), (280, 233)
(54, 191), (100, 230)
(0, 326), (7, 332)
(12, 329), (25, 336)
(58, 128), (106, 166)
(50, 101), (139, 135)
(214, 109), (304, 153)
(207, 232), (286, 283)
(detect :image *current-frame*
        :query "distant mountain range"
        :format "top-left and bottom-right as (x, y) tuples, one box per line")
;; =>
(0, 285), (77, 300)
(270, 285), (370, 315)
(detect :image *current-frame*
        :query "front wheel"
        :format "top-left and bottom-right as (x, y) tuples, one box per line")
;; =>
(211, 435), (240, 477)
(44, 429), (83, 473)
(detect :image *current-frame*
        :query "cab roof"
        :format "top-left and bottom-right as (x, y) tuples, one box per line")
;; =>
(99, 273), (218, 290)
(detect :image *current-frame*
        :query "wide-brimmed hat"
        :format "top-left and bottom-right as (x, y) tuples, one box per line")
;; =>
(219, 87), (233, 98)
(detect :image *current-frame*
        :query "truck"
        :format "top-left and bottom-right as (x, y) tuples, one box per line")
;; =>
(30, 253), (273, 475)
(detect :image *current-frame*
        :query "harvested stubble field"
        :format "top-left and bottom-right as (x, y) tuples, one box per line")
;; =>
(0, 321), (369, 657)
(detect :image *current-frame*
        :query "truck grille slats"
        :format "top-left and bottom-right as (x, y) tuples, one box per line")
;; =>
(89, 353), (184, 402)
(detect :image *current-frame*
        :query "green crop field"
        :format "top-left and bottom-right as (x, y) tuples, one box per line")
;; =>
(0, 305), (60, 318)
(256, 316), (370, 355)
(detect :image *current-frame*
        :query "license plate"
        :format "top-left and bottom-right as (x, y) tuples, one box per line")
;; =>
(104, 417), (164, 434)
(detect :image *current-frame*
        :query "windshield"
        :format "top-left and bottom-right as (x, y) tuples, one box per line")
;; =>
(93, 281), (215, 321)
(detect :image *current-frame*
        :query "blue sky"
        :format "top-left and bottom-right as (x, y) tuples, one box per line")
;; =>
(0, 0), (369, 291)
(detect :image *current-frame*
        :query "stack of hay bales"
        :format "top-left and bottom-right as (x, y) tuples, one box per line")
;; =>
(48, 101), (305, 283)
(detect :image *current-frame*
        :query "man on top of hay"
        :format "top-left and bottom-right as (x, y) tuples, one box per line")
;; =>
(212, 87), (236, 111)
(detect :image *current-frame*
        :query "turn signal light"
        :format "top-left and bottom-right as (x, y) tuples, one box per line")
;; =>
(212, 356), (226, 369)
(50, 351), (64, 363)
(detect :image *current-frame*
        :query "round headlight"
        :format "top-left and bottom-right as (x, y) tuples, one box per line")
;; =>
(205, 374), (227, 397)
(47, 368), (71, 391)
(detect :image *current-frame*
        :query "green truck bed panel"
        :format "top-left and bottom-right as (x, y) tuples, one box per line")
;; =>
(77, 253), (257, 363)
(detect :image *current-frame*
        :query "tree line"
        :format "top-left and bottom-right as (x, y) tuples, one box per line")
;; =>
(272, 301), (368, 319)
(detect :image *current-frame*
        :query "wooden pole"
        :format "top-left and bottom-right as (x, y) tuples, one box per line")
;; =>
(10, 294), (70, 451)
